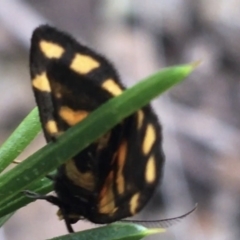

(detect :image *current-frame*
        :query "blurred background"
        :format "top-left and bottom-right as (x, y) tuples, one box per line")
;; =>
(0, 0), (239, 239)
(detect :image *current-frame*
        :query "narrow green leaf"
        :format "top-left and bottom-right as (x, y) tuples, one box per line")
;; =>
(0, 177), (53, 218)
(0, 108), (41, 173)
(0, 63), (194, 206)
(49, 223), (165, 240)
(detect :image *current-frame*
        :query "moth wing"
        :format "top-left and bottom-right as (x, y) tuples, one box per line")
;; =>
(30, 25), (124, 139)
(91, 106), (164, 223)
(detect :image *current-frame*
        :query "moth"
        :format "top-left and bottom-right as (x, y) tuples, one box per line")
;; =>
(27, 25), (193, 232)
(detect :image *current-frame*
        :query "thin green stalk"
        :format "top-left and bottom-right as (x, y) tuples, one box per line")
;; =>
(0, 108), (41, 173)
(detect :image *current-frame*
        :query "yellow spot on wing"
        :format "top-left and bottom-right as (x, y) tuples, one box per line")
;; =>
(57, 210), (80, 221)
(70, 53), (100, 74)
(59, 106), (88, 126)
(143, 124), (156, 155)
(56, 209), (64, 220)
(145, 155), (156, 183)
(65, 159), (95, 190)
(137, 110), (144, 129)
(129, 193), (140, 215)
(102, 79), (123, 96)
(32, 72), (51, 92)
(45, 120), (58, 135)
(99, 171), (115, 214)
(40, 40), (64, 58)
(116, 141), (127, 195)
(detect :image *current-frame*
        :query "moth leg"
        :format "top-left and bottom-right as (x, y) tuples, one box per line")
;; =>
(23, 190), (61, 206)
(60, 208), (74, 233)
(24, 190), (74, 233)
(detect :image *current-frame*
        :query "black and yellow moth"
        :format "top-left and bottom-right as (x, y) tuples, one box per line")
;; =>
(28, 25), (171, 233)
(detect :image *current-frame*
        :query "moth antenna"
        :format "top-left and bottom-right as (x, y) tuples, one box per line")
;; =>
(120, 204), (197, 228)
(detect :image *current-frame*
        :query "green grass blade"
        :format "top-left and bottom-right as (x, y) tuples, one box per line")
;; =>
(0, 108), (41, 173)
(0, 63), (195, 206)
(0, 177), (53, 218)
(49, 223), (165, 240)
